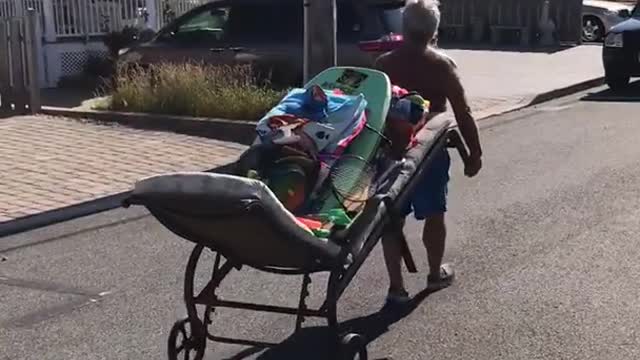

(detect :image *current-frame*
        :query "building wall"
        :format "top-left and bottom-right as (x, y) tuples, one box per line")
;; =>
(439, 0), (584, 45)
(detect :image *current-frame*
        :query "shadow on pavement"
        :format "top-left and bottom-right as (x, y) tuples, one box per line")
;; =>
(223, 288), (437, 360)
(581, 80), (640, 102)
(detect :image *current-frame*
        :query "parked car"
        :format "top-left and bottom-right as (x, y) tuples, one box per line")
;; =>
(117, 0), (405, 87)
(582, 0), (634, 42)
(602, 4), (640, 91)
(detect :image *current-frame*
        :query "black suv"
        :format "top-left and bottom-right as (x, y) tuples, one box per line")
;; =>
(602, 4), (640, 91)
(118, 0), (405, 87)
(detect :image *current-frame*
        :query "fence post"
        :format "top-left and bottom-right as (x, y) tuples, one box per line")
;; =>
(538, 0), (556, 46)
(470, 0), (484, 43)
(82, 0), (90, 41)
(146, 0), (159, 31)
(15, 0), (25, 17)
(0, 20), (10, 111)
(9, 19), (24, 110)
(41, 0), (56, 42)
(25, 9), (41, 113)
(571, 0), (583, 44)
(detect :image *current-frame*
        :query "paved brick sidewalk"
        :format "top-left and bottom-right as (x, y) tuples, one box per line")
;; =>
(0, 116), (246, 223)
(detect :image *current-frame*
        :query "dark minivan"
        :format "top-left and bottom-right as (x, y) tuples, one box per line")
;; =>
(118, 0), (405, 87)
(602, 4), (640, 91)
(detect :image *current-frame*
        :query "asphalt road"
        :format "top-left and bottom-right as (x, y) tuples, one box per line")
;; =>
(2, 83), (640, 360)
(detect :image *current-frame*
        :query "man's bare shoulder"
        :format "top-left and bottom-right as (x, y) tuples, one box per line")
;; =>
(426, 47), (458, 70)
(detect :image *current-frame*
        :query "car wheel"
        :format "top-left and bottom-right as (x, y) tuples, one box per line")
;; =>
(582, 16), (605, 42)
(605, 72), (630, 92)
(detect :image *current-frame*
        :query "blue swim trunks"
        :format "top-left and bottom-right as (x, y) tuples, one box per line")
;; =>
(402, 147), (451, 220)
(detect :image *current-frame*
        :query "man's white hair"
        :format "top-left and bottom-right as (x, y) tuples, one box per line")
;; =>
(402, 0), (441, 43)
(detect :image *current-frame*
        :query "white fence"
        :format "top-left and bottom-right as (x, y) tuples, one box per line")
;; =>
(0, 0), (46, 30)
(0, 10), (41, 113)
(0, 0), (207, 88)
(0, 0), (208, 39)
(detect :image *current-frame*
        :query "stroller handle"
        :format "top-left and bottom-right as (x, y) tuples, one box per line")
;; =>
(446, 130), (471, 165)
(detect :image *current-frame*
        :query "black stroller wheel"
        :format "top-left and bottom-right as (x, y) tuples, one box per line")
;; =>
(168, 318), (206, 360)
(340, 333), (368, 360)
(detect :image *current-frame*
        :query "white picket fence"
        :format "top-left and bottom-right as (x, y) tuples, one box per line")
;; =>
(0, 0), (46, 30)
(0, 0), (208, 88)
(0, 0), (207, 39)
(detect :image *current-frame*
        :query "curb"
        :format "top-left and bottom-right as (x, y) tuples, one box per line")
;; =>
(0, 162), (237, 239)
(442, 76), (605, 132)
(0, 192), (131, 239)
(528, 77), (605, 107)
(2, 78), (605, 239)
(40, 107), (258, 145)
(458, 76), (606, 126)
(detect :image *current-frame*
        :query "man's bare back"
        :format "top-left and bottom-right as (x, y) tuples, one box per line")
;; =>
(374, 45), (482, 164)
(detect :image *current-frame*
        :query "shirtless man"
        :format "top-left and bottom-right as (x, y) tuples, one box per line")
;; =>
(374, 0), (483, 306)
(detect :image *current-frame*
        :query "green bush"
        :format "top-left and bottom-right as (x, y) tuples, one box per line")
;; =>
(108, 62), (285, 120)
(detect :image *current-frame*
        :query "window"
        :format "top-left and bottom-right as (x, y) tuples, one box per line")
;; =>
(158, 6), (230, 44)
(177, 8), (229, 33)
(382, 7), (403, 34)
(225, 1), (303, 43)
(337, 0), (404, 41)
(337, 1), (361, 41)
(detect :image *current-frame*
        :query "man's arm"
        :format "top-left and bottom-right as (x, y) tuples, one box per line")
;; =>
(443, 62), (483, 174)
(373, 54), (385, 72)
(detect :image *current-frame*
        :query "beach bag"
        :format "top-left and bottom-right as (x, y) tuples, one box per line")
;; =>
(384, 86), (431, 159)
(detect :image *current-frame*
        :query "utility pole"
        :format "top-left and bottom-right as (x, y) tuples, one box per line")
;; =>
(303, 0), (337, 84)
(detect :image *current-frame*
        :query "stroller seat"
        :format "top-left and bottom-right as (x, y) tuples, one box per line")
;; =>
(128, 172), (345, 271)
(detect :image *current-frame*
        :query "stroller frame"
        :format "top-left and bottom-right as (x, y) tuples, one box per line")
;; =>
(125, 129), (469, 360)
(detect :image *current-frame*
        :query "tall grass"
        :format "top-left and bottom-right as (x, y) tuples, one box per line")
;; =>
(108, 62), (285, 120)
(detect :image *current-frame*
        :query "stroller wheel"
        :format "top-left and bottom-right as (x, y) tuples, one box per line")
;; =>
(340, 333), (368, 360)
(168, 318), (206, 360)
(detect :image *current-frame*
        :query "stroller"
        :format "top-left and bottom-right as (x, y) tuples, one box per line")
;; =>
(122, 67), (469, 360)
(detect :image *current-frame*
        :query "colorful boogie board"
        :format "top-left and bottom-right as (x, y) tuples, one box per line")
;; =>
(304, 67), (392, 214)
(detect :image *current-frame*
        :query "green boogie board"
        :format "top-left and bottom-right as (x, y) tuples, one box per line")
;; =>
(304, 66), (392, 214)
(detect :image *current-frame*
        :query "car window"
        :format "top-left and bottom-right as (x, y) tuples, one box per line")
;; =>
(177, 8), (229, 33)
(226, 1), (303, 43)
(339, 1), (404, 41)
(633, 6), (640, 17)
(211, 0), (402, 44)
(337, 1), (361, 41)
(382, 7), (403, 34)
(158, 6), (230, 44)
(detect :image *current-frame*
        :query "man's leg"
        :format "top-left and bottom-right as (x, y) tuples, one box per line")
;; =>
(381, 200), (412, 305)
(381, 224), (406, 295)
(423, 212), (446, 277)
(413, 148), (454, 289)
(423, 212), (454, 289)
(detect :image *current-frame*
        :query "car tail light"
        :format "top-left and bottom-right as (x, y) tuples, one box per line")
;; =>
(358, 33), (404, 52)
